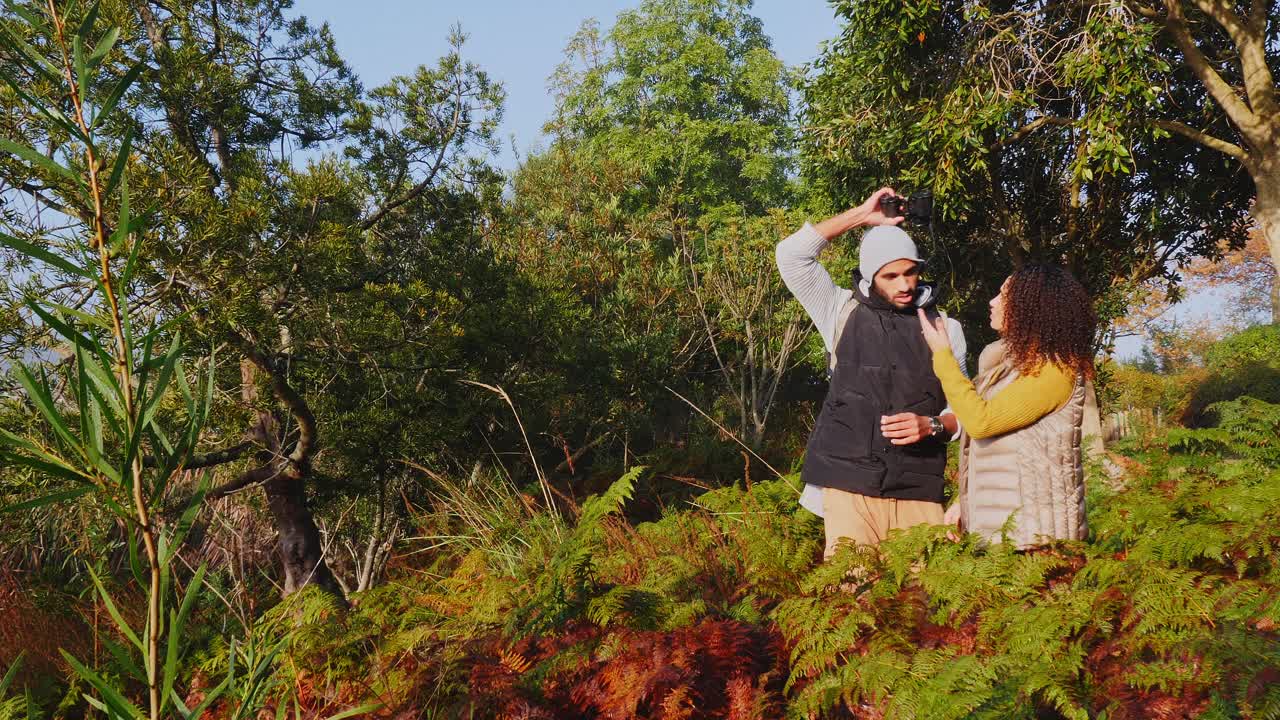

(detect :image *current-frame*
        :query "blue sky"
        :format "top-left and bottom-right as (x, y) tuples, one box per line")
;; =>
(292, 0), (839, 169)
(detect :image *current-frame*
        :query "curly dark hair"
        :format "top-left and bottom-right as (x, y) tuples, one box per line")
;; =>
(1002, 264), (1097, 379)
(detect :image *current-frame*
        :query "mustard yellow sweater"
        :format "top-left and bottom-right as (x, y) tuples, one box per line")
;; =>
(932, 349), (1074, 440)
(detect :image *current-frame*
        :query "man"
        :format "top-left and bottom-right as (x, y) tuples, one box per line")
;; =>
(776, 188), (967, 558)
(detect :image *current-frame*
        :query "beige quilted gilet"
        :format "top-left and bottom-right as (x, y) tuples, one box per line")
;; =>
(957, 341), (1087, 548)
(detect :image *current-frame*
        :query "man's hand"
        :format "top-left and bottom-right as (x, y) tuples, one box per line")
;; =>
(943, 503), (962, 541)
(857, 187), (907, 227)
(917, 308), (952, 353)
(813, 187), (905, 240)
(943, 502), (961, 527)
(880, 412), (933, 445)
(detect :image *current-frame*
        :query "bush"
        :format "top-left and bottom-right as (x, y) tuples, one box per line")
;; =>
(1204, 324), (1280, 371)
(1104, 362), (1206, 419)
(1186, 324), (1280, 425)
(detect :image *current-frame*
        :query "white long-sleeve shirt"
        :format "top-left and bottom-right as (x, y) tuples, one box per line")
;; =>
(776, 222), (968, 516)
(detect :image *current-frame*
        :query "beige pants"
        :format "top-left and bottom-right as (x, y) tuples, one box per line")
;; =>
(822, 487), (944, 558)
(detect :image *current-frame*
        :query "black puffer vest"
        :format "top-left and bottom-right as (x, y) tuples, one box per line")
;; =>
(801, 272), (949, 502)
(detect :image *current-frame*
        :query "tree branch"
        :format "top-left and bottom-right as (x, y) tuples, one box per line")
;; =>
(12, 182), (89, 220)
(144, 440), (256, 469)
(1161, 0), (1263, 141)
(129, 0), (223, 191)
(207, 463), (278, 500)
(359, 75), (465, 231)
(358, 144), (451, 231)
(553, 433), (611, 474)
(989, 115), (1073, 150)
(1152, 118), (1249, 159)
(232, 331), (319, 468)
(1187, 0), (1277, 120)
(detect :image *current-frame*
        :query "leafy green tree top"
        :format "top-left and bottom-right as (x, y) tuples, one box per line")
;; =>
(548, 0), (795, 214)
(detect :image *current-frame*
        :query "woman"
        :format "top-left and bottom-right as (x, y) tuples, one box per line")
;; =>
(918, 264), (1097, 548)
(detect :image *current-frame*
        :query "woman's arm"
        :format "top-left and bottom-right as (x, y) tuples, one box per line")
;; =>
(930, 351), (1074, 439)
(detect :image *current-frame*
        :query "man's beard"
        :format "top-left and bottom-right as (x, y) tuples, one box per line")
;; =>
(873, 284), (915, 309)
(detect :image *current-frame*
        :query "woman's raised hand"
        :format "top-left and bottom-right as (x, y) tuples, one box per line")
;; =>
(917, 308), (951, 353)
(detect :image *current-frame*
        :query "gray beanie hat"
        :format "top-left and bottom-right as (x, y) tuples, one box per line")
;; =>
(859, 225), (922, 278)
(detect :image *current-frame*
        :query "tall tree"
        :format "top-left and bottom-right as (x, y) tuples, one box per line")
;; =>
(0, 1), (508, 596)
(549, 0), (794, 214)
(800, 0), (1263, 334)
(501, 0), (807, 456)
(1129, 0), (1280, 319)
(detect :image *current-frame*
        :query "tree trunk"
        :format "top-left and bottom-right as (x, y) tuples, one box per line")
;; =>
(1252, 171), (1280, 324)
(264, 470), (343, 598)
(238, 357), (343, 600)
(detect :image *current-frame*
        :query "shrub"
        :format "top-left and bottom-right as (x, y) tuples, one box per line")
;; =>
(1104, 362), (1207, 419)
(1204, 324), (1280, 371)
(1185, 324), (1280, 425)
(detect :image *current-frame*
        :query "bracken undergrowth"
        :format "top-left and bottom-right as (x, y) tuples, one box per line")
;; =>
(169, 396), (1280, 719)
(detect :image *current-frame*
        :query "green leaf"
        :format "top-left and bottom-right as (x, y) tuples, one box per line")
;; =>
(77, 1), (102, 37)
(88, 26), (119, 67)
(0, 20), (60, 83)
(110, 170), (132, 255)
(0, 652), (22, 697)
(176, 565), (206, 632)
(158, 562), (204, 714)
(117, 265), (135, 352)
(0, 230), (94, 278)
(169, 690), (193, 720)
(0, 64), (85, 139)
(73, 34), (89, 109)
(13, 363), (80, 451)
(140, 331), (183, 433)
(8, 4), (51, 33)
(202, 349), (216, 425)
(118, 200), (148, 290)
(91, 61), (145, 130)
(183, 673), (231, 720)
(26, 300), (104, 366)
(87, 566), (143, 651)
(122, 332), (156, 474)
(100, 637), (145, 683)
(75, 347), (106, 474)
(46, 299), (111, 329)
(0, 445), (91, 487)
(0, 486), (94, 514)
(147, 417), (176, 457)
(97, 493), (133, 524)
(165, 485), (207, 561)
(0, 137), (76, 181)
(325, 705), (383, 720)
(105, 126), (133, 197)
(78, 348), (127, 433)
(60, 650), (145, 719)
(161, 608), (179, 714)
(128, 533), (146, 588)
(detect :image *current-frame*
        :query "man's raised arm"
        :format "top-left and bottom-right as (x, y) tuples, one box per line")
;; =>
(775, 188), (904, 350)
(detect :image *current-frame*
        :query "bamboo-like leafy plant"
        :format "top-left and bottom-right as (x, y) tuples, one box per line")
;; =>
(0, 2), (220, 718)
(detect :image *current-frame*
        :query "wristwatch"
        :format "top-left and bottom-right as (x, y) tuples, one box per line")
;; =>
(927, 416), (945, 437)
